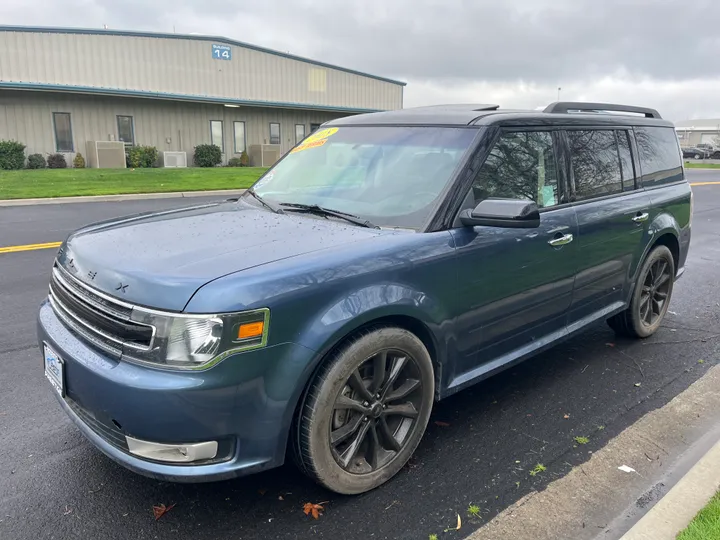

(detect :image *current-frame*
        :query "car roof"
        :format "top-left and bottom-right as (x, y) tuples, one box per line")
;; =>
(326, 102), (676, 129)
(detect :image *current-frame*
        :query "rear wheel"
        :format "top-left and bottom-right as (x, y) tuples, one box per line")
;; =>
(607, 245), (675, 338)
(296, 327), (434, 494)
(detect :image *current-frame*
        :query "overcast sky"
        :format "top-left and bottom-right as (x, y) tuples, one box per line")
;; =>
(2, 0), (720, 121)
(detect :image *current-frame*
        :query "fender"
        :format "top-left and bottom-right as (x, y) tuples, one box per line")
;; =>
(627, 210), (681, 301)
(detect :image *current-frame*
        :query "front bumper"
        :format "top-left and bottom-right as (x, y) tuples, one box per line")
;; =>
(37, 299), (316, 482)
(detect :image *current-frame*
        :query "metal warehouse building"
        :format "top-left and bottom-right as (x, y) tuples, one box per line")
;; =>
(674, 119), (720, 148)
(0, 26), (405, 167)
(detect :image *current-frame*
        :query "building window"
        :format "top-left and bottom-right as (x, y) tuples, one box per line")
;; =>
(117, 115), (134, 145)
(310, 123), (321, 133)
(233, 121), (246, 154)
(210, 120), (224, 152)
(52, 112), (73, 152)
(269, 123), (281, 145)
(295, 124), (306, 144)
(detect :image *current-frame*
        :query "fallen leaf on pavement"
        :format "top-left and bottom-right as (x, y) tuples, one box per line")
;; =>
(634, 383), (641, 387)
(605, 343), (615, 347)
(618, 465), (636, 473)
(303, 502), (327, 520)
(278, 495), (284, 501)
(152, 503), (176, 520)
(563, 414), (570, 419)
(444, 513), (462, 532)
(434, 421), (450, 427)
(258, 489), (267, 496)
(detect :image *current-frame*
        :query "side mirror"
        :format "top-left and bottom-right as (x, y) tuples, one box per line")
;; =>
(460, 198), (540, 228)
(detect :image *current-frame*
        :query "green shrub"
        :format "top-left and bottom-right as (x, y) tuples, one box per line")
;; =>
(194, 144), (222, 167)
(126, 145), (158, 168)
(227, 157), (243, 167)
(0, 140), (26, 170)
(240, 150), (250, 166)
(27, 153), (46, 169)
(47, 153), (68, 169)
(73, 152), (86, 168)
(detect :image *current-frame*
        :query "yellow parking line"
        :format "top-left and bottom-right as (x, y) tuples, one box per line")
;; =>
(690, 181), (720, 186)
(0, 241), (62, 254)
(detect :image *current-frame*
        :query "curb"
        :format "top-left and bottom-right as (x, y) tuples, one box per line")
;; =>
(0, 189), (246, 207)
(619, 436), (720, 540)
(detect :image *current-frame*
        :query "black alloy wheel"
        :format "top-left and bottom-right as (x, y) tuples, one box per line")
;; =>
(295, 327), (434, 495)
(329, 349), (423, 474)
(607, 245), (675, 338)
(639, 258), (672, 328)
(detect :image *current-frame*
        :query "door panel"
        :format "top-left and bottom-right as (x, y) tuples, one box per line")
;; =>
(447, 128), (579, 383)
(569, 190), (652, 320)
(564, 128), (653, 322)
(451, 207), (579, 380)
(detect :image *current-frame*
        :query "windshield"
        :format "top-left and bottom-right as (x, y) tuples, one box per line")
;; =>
(247, 126), (479, 229)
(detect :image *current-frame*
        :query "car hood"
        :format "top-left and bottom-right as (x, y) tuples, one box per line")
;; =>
(57, 200), (388, 311)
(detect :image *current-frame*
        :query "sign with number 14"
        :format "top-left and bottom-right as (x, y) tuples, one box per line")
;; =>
(212, 44), (232, 60)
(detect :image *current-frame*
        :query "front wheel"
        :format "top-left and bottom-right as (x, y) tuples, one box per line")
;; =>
(296, 327), (434, 494)
(607, 245), (675, 338)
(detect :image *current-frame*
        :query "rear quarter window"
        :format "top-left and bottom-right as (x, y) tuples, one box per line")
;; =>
(633, 126), (684, 187)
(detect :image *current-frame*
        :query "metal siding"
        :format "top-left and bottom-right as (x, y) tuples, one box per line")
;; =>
(0, 30), (402, 112)
(0, 90), (348, 163)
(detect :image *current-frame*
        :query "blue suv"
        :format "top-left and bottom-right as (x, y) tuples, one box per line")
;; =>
(38, 102), (692, 494)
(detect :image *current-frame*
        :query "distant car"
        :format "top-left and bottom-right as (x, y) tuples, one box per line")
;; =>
(38, 101), (692, 495)
(682, 147), (708, 159)
(696, 143), (720, 159)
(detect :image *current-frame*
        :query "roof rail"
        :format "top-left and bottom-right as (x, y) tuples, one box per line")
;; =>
(543, 102), (662, 119)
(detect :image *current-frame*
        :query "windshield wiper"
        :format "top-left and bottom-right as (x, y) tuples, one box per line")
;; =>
(246, 188), (284, 214)
(280, 203), (379, 229)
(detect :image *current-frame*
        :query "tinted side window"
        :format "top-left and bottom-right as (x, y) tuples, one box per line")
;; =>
(634, 126), (683, 187)
(616, 130), (635, 191)
(472, 131), (560, 209)
(567, 130), (622, 200)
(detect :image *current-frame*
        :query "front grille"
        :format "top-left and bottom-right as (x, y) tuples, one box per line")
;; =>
(48, 264), (154, 358)
(67, 397), (129, 452)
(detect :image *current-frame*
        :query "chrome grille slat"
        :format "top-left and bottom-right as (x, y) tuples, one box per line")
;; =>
(48, 263), (155, 357)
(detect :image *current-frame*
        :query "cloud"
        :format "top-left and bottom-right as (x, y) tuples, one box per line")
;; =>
(2, 0), (720, 120)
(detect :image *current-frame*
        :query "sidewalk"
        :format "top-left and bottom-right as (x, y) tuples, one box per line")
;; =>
(0, 188), (245, 207)
(619, 438), (720, 539)
(467, 364), (720, 540)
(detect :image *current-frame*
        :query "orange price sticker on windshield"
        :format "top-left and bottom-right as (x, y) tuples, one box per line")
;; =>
(291, 138), (329, 153)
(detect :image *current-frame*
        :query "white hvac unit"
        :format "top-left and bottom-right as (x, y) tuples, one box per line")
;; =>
(162, 151), (188, 168)
(248, 144), (281, 167)
(86, 141), (126, 169)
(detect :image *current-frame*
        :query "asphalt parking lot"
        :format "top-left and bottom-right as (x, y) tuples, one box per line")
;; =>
(1, 171), (720, 540)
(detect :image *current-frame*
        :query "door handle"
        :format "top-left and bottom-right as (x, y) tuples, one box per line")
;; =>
(632, 212), (649, 223)
(548, 233), (574, 247)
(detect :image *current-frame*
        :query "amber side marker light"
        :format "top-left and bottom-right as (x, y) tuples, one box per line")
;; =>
(237, 321), (265, 340)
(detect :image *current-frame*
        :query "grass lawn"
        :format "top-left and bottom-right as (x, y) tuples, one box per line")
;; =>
(684, 162), (720, 169)
(677, 491), (720, 540)
(0, 167), (267, 200)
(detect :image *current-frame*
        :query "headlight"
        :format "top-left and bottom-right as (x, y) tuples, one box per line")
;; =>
(123, 308), (269, 370)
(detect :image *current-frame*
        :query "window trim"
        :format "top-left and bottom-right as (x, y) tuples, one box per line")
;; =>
(564, 128), (625, 203)
(269, 122), (281, 145)
(233, 121), (246, 154)
(615, 129), (637, 191)
(52, 112), (74, 153)
(210, 120), (224, 152)
(116, 115), (135, 146)
(295, 124), (306, 145)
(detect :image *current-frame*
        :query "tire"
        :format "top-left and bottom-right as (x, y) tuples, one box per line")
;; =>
(295, 327), (434, 495)
(607, 245), (675, 338)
